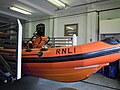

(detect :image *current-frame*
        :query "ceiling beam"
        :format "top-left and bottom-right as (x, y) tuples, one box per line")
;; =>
(0, 10), (29, 21)
(17, 0), (54, 15)
(0, 20), (9, 24)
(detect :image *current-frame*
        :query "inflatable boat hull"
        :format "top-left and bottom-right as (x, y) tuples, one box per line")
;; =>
(1, 38), (120, 82)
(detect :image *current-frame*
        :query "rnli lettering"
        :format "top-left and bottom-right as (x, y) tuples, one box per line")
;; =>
(68, 48), (72, 54)
(56, 48), (76, 55)
(62, 48), (66, 54)
(74, 47), (76, 53)
(56, 49), (60, 54)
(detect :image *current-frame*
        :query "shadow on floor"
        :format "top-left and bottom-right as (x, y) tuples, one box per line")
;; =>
(0, 74), (120, 90)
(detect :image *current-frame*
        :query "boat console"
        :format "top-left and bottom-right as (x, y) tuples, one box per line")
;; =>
(26, 23), (50, 51)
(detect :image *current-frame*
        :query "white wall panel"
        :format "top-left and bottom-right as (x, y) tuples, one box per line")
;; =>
(100, 19), (120, 34)
(54, 14), (87, 45)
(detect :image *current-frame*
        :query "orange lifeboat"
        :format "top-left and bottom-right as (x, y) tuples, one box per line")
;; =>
(1, 38), (120, 82)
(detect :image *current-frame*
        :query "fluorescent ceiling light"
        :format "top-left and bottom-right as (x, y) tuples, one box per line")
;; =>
(9, 6), (32, 15)
(48, 0), (66, 9)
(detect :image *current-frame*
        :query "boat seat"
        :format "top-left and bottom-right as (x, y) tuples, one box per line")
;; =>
(102, 38), (119, 45)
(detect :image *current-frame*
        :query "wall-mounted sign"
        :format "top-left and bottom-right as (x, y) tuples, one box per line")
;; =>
(64, 23), (78, 36)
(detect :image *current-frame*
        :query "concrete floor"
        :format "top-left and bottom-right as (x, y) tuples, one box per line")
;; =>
(0, 74), (120, 90)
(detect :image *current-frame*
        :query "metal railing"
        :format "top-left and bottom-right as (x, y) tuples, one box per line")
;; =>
(23, 34), (77, 47)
